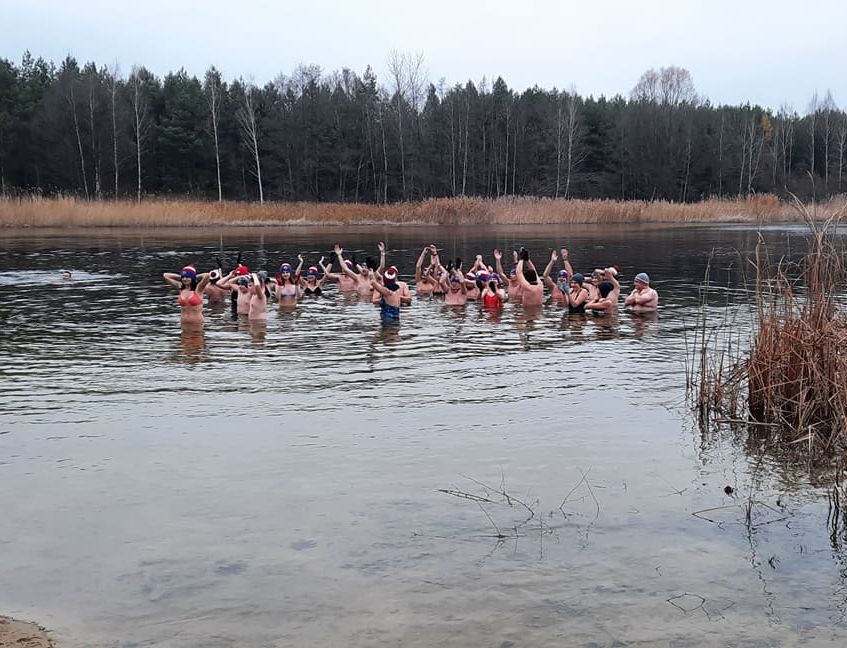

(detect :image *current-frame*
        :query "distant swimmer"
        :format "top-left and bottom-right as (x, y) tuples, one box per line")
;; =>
(62, 270), (72, 280)
(515, 249), (543, 307)
(625, 272), (659, 312)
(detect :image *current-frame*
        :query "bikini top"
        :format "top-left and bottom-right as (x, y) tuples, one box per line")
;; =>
(482, 291), (502, 308)
(278, 284), (297, 297)
(304, 286), (322, 296)
(178, 291), (203, 307)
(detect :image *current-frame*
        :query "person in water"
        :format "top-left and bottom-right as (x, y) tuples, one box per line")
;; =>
(515, 249), (544, 307)
(494, 249), (522, 303)
(301, 259), (328, 296)
(372, 266), (402, 322)
(625, 272), (659, 312)
(414, 245), (439, 296)
(542, 248), (575, 303)
(442, 267), (468, 306)
(566, 273), (590, 313)
(585, 280), (617, 314)
(204, 267), (233, 305)
(162, 264), (211, 326)
(249, 272), (270, 320)
(275, 259), (301, 304)
(481, 273), (507, 309)
(334, 244), (374, 295)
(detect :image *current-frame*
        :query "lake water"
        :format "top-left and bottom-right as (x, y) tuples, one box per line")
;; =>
(1, 224), (846, 647)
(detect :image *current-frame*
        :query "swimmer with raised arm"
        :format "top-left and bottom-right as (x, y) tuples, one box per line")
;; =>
(494, 249), (522, 303)
(515, 249), (544, 307)
(275, 258), (302, 304)
(301, 258), (328, 296)
(163, 264), (211, 326)
(542, 248), (575, 303)
(625, 272), (659, 312)
(414, 245), (438, 296)
(372, 265), (403, 323)
(334, 244), (373, 296)
(250, 272), (270, 320)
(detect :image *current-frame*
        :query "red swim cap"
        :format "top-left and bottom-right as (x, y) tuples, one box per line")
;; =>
(235, 264), (249, 276)
(384, 266), (398, 281)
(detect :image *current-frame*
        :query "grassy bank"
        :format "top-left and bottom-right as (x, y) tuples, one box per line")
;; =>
(692, 199), (847, 460)
(2, 194), (843, 228)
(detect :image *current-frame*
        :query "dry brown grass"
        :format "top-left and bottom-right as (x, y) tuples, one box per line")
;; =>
(1, 194), (843, 228)
(693, 197), (847, 458)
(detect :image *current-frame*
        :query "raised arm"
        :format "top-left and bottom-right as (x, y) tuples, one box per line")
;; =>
(162, 272), (182, 289)
(542, 250), (557, 290)
(295, 255), (305, 278)
(334, 244), (358, 279)
(415, 246), (429, 281)
(196, 273), (210, 292)
(561, 248), (574, 278)
(493, 249), (507, 279)
(377, 242), (386, 274)
(515, 259), (532, 290)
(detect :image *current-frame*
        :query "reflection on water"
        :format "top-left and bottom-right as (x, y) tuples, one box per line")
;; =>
(0, 224), (846, 647)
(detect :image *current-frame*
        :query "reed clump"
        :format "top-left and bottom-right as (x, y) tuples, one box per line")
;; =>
(694, 197), (847, 457)
(1, 194), (842, 228)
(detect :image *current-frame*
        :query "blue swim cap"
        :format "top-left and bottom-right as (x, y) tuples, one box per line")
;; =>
(635, 272), (650, 285)
(572, 273), (584, 285)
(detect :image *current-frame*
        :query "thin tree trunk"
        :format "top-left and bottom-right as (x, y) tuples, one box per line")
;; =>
(111, 71), (119, 198)
(68, 84), (89, 199)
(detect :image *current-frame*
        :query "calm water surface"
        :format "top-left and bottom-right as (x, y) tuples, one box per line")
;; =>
(1, 224), (845, 647)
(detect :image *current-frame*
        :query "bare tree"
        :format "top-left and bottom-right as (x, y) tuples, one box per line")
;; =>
(237, 81), (264, 203)
(60, 62), (89, 199)
(128, 66), (151, 202)
(107, 63), (120, 198)
(837, 112), (847, 192)
(85, 65), (102, 199)
(820, 90), (837, 191)
(807, 91), (819, 192)
(204, 66), (224, 202)
(387, 50), (408, 198)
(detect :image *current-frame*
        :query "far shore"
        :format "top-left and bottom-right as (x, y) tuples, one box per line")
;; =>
(1, 195), (843, 229)
(0, 616), (54, 648)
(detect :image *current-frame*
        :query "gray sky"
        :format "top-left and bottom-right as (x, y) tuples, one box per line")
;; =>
(3, 0), (845, 111)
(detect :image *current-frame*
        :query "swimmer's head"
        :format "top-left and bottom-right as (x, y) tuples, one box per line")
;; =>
(557, 269), (569, 280)
(279, 263), (293, 275)
(571, 273), (585, 286)
(62, 270), (72, 280)
(209, 269), (222, 284)
(598, 280), (614, 298)
(257, 270), (268, 283)
(508, 268), (516, 278)
(449, 276), (461, 290)
(345, 260), (354, 270)
(383, 266), (398, 285)
(523, 269), (538, 284)
(476, 271), (490, 283)
(307, 266), (319, 279)
(234, 264), (250, 276)
(634, 272), (651, 287)
(180, 265), (197, 280)
(237, 276), (250, 287)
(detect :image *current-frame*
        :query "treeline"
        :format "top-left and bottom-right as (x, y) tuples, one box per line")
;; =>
(0, 52), (845, 204)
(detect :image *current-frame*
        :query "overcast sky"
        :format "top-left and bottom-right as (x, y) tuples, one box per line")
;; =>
(2, 0), (845, 111)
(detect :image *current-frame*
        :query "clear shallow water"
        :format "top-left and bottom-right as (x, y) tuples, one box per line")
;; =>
(1, 224), (846, 647)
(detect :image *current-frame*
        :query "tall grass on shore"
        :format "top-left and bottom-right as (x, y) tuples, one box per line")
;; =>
(2, 194), (843, 228)
(692, 197), (847, 459)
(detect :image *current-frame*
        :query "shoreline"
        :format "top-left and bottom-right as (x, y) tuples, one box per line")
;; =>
(0, 616), (54, 648)
(1, 195), (842, 229)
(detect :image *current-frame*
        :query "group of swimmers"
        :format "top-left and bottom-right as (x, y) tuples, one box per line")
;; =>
(163, 243), (659, 326)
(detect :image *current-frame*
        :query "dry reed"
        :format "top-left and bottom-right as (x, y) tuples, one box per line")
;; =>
(693, 196), (847, 458)
(1, 194), (843, 228)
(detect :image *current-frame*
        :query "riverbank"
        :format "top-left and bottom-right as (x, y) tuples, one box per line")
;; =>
(1, 194), (841, 228)
(0, 616), (54, 648)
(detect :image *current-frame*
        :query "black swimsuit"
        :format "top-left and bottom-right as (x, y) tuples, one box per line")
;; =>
(304, 286), (322, 296)
(568, 289), (588, 314)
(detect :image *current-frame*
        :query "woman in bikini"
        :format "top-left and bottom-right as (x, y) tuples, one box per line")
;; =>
(275, 257), (303, 305)
(301, 258), (328, 296)
(163, 264), (210, 326)
(566, 273), (590, 314)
